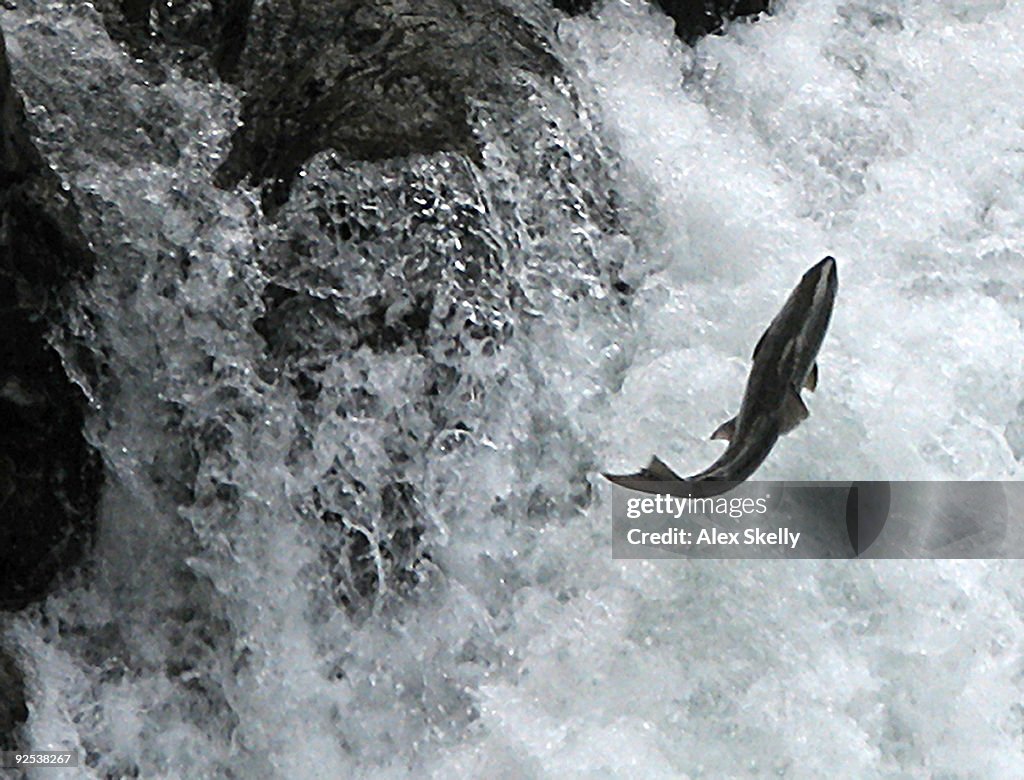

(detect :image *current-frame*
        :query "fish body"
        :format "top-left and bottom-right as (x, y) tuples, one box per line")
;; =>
(604, 256), (838, 497)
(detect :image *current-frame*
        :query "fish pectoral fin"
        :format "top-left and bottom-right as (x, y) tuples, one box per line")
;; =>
(780, 387), (809, 434)
(804, 362), (818, 392)
(645, 455), (682, 481)
(710, 416), (737, 441)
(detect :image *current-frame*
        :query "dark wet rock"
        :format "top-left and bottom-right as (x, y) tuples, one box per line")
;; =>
(657, 0), (769, 42)
(214, 0), (561, 211)
(551, 0), (596, 14)
(555, 0), (770, 44)
(92, 1), (559, 211)
(0, 646), (27, 751)
(0, 30), (102, 610)
(92, 0), (254, 80)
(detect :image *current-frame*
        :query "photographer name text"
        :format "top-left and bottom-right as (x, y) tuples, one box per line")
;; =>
(625, 526), (801, 549)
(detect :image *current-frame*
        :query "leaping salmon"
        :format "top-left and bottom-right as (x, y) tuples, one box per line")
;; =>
(604, 256), (838, 497)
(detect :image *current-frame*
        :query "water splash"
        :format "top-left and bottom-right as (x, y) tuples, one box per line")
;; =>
(3, 0), (1024, 776)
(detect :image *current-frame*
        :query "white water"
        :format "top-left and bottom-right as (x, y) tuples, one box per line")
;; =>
(4, 0), (1024, 777)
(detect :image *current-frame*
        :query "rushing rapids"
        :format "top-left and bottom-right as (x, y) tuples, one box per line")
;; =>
(2, 1), (1024, 776)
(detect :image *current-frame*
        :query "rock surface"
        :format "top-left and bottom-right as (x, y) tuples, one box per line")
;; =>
(93, 1), (563, 211)
(215, 0), (563, 211)
(0, 29), (102, 611)
(0, 645), (27, 751)
(555, 0), (769, 43)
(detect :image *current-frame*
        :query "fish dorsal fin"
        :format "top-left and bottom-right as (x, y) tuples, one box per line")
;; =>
(646, 455), (681, 481)
(780, 386), (809, 435)
(804, 362), (818, 392)
(710, 417), (737, 441)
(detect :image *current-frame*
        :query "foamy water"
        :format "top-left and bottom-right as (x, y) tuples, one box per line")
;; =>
(4, 1), (1024, 777)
